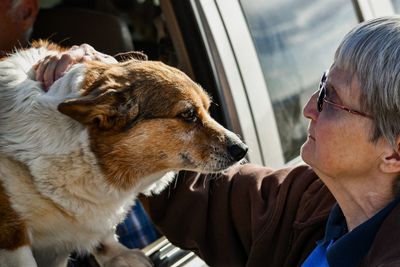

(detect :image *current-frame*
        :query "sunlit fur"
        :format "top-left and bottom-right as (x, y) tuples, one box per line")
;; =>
(0, 41), (246, 266)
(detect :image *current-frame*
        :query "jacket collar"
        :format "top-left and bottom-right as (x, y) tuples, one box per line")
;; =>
(324, 198), (400, 267)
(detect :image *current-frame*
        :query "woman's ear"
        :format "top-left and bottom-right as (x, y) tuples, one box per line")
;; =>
(17, 0), (39, 31)
(381, 138), (400, 174)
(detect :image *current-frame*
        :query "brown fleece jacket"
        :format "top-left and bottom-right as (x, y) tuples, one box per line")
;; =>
(148, 164), (400, 267)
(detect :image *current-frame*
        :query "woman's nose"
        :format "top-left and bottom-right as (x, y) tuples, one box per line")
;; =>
(303, 91), (319, 121)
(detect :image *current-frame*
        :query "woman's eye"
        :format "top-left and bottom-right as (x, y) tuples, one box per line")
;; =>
(180, 109), (198, 122)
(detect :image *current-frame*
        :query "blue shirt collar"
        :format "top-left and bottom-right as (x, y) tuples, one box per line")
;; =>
(322, 198), (400, 267)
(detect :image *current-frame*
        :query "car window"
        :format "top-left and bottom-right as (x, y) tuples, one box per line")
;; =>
(392, 0), (400, 12)
(239, 0), (359, 162)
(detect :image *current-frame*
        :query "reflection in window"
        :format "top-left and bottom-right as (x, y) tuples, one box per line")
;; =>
(393, 0), (400, 12)
(240, 0), (358, 162)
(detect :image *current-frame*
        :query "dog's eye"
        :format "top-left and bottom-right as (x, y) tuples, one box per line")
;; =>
(180, 109), (198, 123)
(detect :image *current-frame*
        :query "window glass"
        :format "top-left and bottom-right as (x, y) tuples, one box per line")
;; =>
(240, 0), (358, 162)
(392, 0), (400, 12)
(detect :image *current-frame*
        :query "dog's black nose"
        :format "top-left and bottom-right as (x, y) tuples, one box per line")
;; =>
(228, 143), (248, 161)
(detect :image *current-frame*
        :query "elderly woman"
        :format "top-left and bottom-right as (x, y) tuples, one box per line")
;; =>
(146, 16), (400, 267)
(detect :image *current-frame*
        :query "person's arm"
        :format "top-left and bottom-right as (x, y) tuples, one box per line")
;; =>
(147, 163), (330, 266)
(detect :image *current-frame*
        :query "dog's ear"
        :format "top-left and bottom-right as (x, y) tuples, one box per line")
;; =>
(58, 90), (139, 130)
(114, 51), (148, 62)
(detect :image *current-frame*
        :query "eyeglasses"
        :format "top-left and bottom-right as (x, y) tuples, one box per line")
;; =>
(317, 71), (372, 118)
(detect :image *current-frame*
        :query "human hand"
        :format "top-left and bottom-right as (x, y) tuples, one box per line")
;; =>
(35, 44), (117, 90)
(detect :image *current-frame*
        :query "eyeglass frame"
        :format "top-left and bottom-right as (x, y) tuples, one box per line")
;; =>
(317, 70), (373, 119)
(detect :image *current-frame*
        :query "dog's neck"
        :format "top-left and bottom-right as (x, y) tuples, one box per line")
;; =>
(24, 148), (173, 216)
(28, 144), (134, 214)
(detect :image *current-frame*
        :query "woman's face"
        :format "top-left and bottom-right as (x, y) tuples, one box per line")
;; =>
(301, 65), (386, 180)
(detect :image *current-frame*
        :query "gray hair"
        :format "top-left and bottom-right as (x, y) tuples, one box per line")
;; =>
(334, 16), (400, 149)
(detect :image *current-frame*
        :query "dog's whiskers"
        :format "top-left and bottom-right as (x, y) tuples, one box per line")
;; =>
(203, 173), (207, 189)
(173, 172), (179, 189)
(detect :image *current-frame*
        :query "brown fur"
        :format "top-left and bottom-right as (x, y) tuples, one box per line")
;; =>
(0, 182), (30, 250)
(31, 40), (69, 52)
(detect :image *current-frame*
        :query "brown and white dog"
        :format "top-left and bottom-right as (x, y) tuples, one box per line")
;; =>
(0, 42), (248, 267)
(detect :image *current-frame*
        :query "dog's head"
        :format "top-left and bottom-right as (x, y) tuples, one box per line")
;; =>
(58, 56), (248, 188)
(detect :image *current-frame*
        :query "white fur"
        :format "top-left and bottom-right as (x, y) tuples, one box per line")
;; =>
(0, 47), (85, 162)
(0, 246), (37, 267)
(0, 46), (174, 266)
(141, 171), (176, 195)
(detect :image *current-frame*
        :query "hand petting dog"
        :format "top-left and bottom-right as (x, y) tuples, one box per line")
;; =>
(35, 43), (117, 90)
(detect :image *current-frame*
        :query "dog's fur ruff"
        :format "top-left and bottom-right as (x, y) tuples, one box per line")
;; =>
(0, 41), (246, 267)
